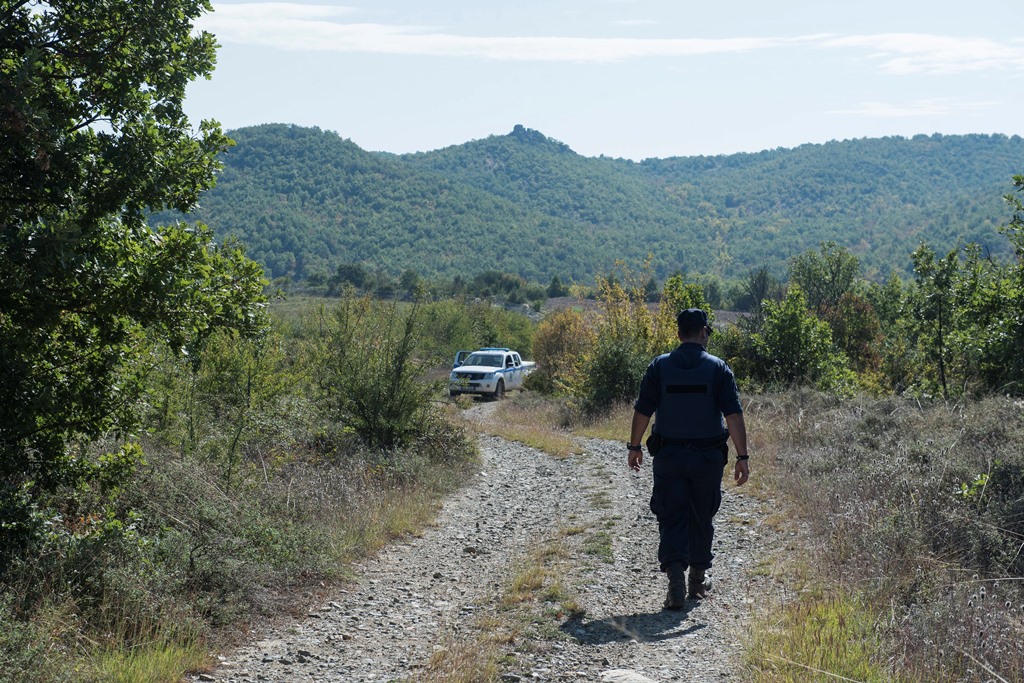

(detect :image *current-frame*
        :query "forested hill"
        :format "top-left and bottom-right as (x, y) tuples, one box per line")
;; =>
(168, 123), (1024, 283)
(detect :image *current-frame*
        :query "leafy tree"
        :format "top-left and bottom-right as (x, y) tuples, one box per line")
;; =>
(329, 262), (370, 292)
(899, 182), (1024, 398)
(788, 241), (860, 312)
(1003, 174), (1024, 261)
(643, 276), (660, 303)
(993, 175), (1024, 389)
(654, 274), (713, 354)
(1, 0), (266, 551)
(399, 268), (422, 297)
(736, 265), (782, 321)
(750, 286), (854, 391)
(911, 244), (960, 399)
(865, 273), (907, 330)
(820, 292), (882, 374)
(547, 275), (570, 298)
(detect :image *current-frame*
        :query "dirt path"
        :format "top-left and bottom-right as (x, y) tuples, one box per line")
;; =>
(193, 408), (782, 682)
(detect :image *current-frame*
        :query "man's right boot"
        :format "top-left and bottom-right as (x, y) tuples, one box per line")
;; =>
(664, 562), (686, 610)
(688, 567), (710, 600)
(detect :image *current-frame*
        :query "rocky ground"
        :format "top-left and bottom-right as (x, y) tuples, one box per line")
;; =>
(190, 403), (785, 683)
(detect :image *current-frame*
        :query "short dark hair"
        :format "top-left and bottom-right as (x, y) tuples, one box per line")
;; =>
(676, 308), (708, 337)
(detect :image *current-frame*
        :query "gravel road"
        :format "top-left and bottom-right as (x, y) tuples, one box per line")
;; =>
(192, 404), (782, 683)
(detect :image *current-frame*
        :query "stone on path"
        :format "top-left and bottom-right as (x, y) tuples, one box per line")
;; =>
(601, 669), (659, 683)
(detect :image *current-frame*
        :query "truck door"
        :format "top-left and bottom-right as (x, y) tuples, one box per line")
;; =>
(498, 354), (512, 389)
(510, 353), (523, 388)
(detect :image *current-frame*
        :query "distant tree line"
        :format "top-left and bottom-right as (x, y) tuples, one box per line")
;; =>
(154, 124), (1024, 287)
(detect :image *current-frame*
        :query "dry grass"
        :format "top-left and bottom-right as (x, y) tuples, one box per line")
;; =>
(410, 637), (501, 683)
(743, 390), (1024, 683)
(318, 481), (447, 565)
(456, 393), (582, 458)
(572, 402), (636, 442)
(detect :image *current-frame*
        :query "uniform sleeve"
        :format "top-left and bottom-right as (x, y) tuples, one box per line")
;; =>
(633, 358), (660, 417)
(716, 362), (743, 416)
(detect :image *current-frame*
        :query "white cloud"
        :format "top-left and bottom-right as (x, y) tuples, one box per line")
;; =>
(820, 33), (1024, 75)
(199, 5), (1024, 73)
(199, 4), (786, 62)
(827, 98), (1002, 118)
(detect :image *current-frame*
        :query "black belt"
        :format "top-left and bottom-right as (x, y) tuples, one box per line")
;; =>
(656, 433), (728, 450)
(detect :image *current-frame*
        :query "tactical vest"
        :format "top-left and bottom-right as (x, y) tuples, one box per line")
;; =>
(653, 350), (726, 441)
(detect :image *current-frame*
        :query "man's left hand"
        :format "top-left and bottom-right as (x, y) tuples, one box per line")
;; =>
(628, 449), (643, 471)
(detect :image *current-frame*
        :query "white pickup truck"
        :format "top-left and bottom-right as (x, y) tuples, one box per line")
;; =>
(449, 347), (536, 399)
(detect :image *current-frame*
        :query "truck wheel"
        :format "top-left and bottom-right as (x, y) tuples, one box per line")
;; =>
(492, 380), (505, 400)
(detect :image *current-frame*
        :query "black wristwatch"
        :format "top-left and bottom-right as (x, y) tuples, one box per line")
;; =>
(737, 454), (750, 461)
(627, 443), (642, 452)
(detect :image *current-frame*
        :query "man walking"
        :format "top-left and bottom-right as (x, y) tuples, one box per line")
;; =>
(627, 308), (749, 609)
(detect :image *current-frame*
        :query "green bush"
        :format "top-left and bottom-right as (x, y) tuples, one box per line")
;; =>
(0, 598), (71, 683)
(315, 292), (440, 449)
(710, 323), (755, 388)
(568, 261), (657, 416)
(749, 285), (855, 393)
(573, 331), (650, 416)
(529, 308), (594, 395)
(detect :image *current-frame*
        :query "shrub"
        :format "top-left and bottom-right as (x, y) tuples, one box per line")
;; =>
(567, 261), (654, 416)
(315, 291), (440, 449)
(528, 308), (594, 394)
(710, 323), (755, 388)
(572, 331), (650, 416)
(0, 598), (72, 683)
(749, 285), (855, 393)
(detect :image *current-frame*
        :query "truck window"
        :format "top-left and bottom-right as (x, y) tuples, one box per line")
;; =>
(463, 353), (502, 367)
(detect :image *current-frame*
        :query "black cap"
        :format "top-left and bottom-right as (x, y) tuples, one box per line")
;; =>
(675, 309), (708, 327)
(676, 308), (708, 332)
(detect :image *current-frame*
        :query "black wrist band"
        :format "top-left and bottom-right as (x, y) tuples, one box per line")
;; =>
(627, 443), (642, 452)
(737, 454), (750, 460)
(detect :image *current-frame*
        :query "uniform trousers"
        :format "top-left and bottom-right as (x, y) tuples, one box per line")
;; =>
(649, 444), (726, 572)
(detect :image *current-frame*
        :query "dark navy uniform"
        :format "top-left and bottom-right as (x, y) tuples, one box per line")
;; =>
(633, 341), (743, 572)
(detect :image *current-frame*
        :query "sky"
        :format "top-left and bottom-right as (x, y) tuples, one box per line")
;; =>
(184, 0), (1024, 161)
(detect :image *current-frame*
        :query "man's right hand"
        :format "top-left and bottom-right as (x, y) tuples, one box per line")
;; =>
(734, 459), (749, 485)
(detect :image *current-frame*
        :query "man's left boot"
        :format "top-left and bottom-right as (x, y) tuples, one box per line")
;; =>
(664, 562), (686, 610)
(688, 567), (711, 600)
